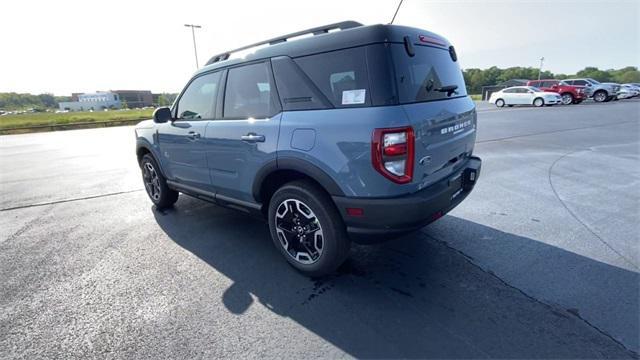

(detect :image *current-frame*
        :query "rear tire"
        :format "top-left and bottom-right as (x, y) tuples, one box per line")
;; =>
(140, 154), (179, 210)
(533, 98), (544, 107)
(268, 180), (350, 277)
(495, 99), (505, 107)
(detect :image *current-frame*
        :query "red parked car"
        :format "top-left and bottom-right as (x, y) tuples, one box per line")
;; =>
(526, 79), (587, 105)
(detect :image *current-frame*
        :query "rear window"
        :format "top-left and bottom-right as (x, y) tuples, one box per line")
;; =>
(391, 44), (467, 104)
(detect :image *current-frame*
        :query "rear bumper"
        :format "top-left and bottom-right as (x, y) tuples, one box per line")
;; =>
(332, 156), (481, 242)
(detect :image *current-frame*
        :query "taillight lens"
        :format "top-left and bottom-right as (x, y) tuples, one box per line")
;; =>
(372, 127), (414, 184)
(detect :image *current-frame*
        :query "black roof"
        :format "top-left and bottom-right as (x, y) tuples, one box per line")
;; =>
(194, 21), (450, 76)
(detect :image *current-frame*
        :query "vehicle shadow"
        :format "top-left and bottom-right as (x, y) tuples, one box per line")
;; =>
(153, 196), (638, 358)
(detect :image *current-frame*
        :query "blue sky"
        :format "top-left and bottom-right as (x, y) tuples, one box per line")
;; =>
(1, 0), (638, 94)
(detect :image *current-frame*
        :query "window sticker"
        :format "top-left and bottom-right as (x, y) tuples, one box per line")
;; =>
(342, 89), (366, 105)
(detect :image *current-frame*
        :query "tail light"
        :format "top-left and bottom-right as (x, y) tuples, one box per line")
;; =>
(372, 126), (414, 184)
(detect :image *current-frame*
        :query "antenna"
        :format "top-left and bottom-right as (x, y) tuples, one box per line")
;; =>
(390, 0), (404, 24)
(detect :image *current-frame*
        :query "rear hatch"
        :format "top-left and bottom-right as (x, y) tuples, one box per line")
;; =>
(390, 39), (477, 189)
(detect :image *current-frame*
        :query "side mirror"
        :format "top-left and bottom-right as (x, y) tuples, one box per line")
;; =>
(153, 107), (172, 123)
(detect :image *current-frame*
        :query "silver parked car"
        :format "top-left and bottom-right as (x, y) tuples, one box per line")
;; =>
(562, 78), (619, 102)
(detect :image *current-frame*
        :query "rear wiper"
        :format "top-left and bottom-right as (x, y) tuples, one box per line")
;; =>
(434, 85), (458, 97)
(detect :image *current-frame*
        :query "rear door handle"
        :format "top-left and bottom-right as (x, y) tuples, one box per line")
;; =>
(241, 133), (265, 143)
(187, 131), (200, 140)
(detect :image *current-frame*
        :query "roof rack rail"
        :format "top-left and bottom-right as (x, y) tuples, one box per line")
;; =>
(205, 21), (363, 66)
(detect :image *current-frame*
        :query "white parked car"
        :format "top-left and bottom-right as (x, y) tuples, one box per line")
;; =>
(621, 84), (640, 98)
(489, 86), (562, 107)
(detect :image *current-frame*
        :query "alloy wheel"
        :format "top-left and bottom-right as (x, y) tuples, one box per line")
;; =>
(561, 94), (573, 105)
(275, 198), (324, 265)
(142, 161), (161, 201)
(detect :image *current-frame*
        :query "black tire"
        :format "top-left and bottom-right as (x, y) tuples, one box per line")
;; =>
(507, 104), (514, 107)
(561, 93), (574, 105)
(533, 97), (544, 107)
(140, 154), (179, 210)
(573, 99), (583, 104)
(268, 180), (350, 277)
(593, 90), (608, 102)
(495, 99), (505, 107)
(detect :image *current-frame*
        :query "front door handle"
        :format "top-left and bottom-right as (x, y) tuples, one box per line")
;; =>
(187, 131), (200, 140)
(241, 133), (265, 143)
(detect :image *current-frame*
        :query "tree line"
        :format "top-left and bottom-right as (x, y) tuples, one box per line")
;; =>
(0, 93), (71, 111)
(463, 66), (640, 94)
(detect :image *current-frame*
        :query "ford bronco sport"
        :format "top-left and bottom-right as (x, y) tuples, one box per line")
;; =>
(135, 21), (481, 276)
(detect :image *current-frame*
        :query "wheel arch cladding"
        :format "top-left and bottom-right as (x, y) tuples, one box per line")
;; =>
(253, 158), (345, 206)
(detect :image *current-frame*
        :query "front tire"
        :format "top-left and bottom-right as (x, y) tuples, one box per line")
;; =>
(140, 154), (179, 210)
(533, 97), (544, 107)
(593, 90), (608, 102)
(495, 99), (505, 107)
(561, 93), (574, 105)
(268, 180), (350, 277)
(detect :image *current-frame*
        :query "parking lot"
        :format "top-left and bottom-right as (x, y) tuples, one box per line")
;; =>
(1, 100), (638, 358)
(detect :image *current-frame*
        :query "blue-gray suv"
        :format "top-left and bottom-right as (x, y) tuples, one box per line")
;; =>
(135, 21), (481, 276)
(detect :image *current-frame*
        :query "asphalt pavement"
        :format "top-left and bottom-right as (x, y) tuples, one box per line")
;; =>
(1, 100), (638, 359)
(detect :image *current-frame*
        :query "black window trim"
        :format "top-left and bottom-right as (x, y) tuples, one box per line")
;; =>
(219, 59), (283, 120)
(172, 70), (222, 122)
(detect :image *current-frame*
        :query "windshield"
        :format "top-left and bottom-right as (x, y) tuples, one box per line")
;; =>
(391, 44), (467, 104)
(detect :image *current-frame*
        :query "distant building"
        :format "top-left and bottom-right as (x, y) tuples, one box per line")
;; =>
(112, 90), (153, 108)
(59, 92), (121, 111)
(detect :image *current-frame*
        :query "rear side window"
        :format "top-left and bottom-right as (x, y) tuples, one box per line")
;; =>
(391, 44), (468, 104)
(176, 71), (221, 120)
(271, 56), (331, 111)
(223, 62), (279, 119)
(294, 47), (371, 108)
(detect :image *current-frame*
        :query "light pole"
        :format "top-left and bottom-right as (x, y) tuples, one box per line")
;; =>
(538, 57), (545, 80)
(184, 24), (202, 69)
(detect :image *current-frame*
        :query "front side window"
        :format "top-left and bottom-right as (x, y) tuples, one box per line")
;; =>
(176, 71), (222, 120)
(223, 62), (278, 118)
